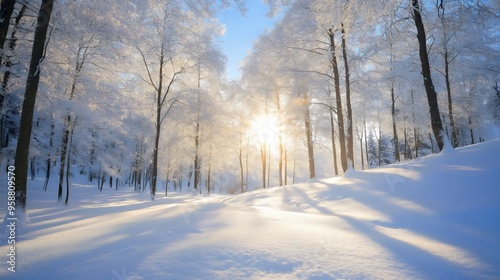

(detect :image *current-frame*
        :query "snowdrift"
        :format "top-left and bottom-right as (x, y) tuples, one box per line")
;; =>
(1, 139), (500, 279)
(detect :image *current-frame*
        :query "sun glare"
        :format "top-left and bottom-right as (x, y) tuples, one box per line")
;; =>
(250, 115), (279, 145)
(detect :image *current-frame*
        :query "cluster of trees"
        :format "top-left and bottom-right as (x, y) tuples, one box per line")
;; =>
(0, 0), (498, 213)
(239, 0), (500, 181)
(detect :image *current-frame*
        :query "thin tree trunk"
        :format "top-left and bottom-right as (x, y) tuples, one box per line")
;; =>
(444, 49), (458, 147)
(193, 121), (200, 191)
(328, 29), (347, 172)
(276, 90), (284, 186)
(43, 118), (54, 191)
(358, 127), (365, 170)
(376, 112), (382, 167)
(245, 137), (249, 191)
(341, 23), (354, 169)
(469, 116), (475, 144)
(411, 0), (446, 151)
(58, 115), (70, 201)
(330, 110), (338, 175)
(239, 137), (244, 192)
(267, 143), (271, 187)
(437, 1), (458, 148)
(411, 90), (419, 158)
(391, 84), (400, 162)
(151, 45), (165, 199)
(414, 127), (419, 158)
(304, 103), (315, 179)
(207, 161), (211, 195)
(364, 118), (369, 168)
(64, 118), (76, 205)
(284, 147), (288, 185)
(260, 142), (266, 188)
(278, 125), (283, 186)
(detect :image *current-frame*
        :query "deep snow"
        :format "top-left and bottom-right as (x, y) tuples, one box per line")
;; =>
(1, 139), (500, 279)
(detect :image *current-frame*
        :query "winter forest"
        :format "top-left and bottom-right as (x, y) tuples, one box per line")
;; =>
(4, 0), (499, 205)
(0, 0), (498, 205)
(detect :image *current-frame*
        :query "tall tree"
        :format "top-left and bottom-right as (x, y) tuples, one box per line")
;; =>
(340, 22), (354, 169)
(303, 95), (315, 179)
(411, 0), (446, 151)
(328, 28), (348, 172)
(14, 0), (55, 214)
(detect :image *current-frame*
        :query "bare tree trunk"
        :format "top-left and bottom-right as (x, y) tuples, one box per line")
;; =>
(358, 127), (365, 170)
(444, 49), (458, 147)
(329, 110), (338, 175)
(414, 127), (419, 158)
(411, 0), (446, 151)
(341, 23), (354, 169)
(328, 28), (347, 172)
(260, 142), (266, 188)
(469, 116), (475, 144)
(391, 85), (400, 162)
(275, 89), (284, 186)
(57, 115), (70, 201)
(411, 90), (419, 158)
(150, 45), (164, 199)
(43, 117), (54, 191)
(267, 143), (271, 187)
(193, 121), (200, 191)
(304, 103), (315, 179)
(284, 147), (288, 185)
(207, 160), (211, 195)
(245, 137), (249, 191)
(376, 113), (382, 167)
(437, 1), (458, 148)
(239, 137), (244, 192)
(64, 118), (76, 205)
(13, 0), (55, 212)
(364, 118), (369, 168)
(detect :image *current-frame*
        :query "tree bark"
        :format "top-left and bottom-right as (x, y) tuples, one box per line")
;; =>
(341, 23), (354, 169)
(58, 115), (70, 201)
(329, 110), (338, 175)
(239, 136), (244, 192)
(411, 0), (446, 151)
(444, 49), (458, 147)
(276, 90), (283, 186)
(193, 121), (200, 191)
(328, 28), (347, 172)
(14, 0), (55, 212)
(64, 118), (76, 205)
(391, 85), (400, 161)
(304, 102), (315, 179)
(260, 142), (266, 188)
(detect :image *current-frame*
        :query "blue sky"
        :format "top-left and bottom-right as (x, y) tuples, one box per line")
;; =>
(218, 1), (279, 80)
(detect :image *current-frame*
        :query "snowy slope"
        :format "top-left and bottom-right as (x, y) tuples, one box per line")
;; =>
(1, 139), (500, 279)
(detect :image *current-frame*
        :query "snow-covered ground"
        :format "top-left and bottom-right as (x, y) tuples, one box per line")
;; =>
(1, 139), (500, 279)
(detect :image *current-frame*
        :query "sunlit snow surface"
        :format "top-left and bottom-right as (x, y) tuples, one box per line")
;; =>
(1, 139), (500, 279)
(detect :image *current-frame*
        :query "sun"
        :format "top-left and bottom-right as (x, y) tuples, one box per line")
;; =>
(249, 115), (279, 145)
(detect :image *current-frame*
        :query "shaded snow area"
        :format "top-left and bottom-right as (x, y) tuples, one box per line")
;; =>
(1, 139), (500, 279)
